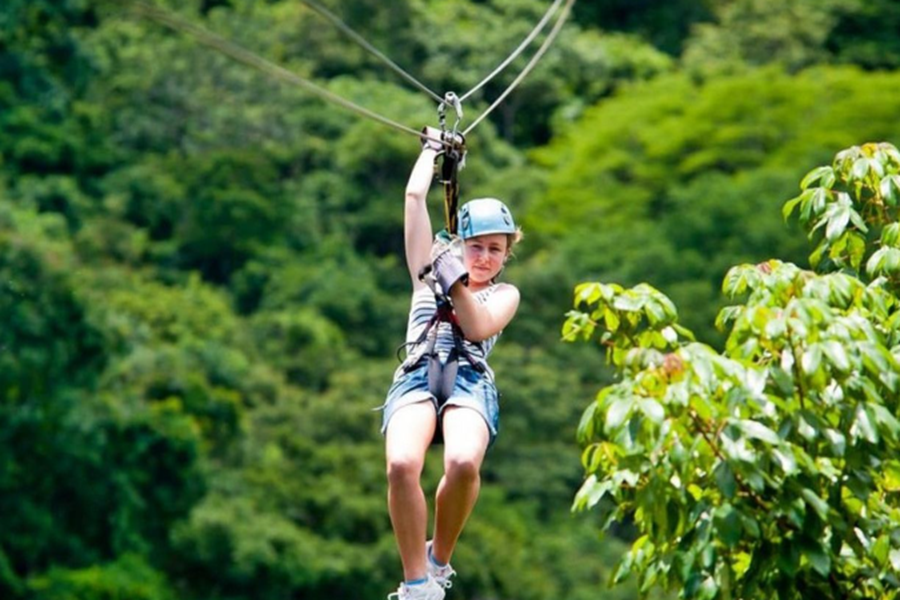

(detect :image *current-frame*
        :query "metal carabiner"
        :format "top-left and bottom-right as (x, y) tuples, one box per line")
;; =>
(438, 91), (464, 137)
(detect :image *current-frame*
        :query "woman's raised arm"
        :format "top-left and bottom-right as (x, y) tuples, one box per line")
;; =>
(404, 131), (442, 286)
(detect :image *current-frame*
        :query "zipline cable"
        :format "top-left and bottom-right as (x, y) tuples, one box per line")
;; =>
(128, 1), (449, 147)
(127, 0), (572, 143)
(463, 0), (575, 136)
(458, 0), (566, 103)
(298, 0), (444, 104)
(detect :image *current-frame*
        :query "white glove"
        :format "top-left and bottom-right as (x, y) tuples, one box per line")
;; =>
(431, 241), (468, 295)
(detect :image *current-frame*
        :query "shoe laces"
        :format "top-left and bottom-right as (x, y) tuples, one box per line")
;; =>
(431, 563), (455, 589)
(387, 581), (442, 600)
(426, 541), (456, 589)
(387, 584), (406, 600)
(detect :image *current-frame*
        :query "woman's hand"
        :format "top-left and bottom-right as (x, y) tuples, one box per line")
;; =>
(420, 126), (445, 153)
(430, 242), (469, 296)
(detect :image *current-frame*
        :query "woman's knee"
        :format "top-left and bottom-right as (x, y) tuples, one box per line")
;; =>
(444, 454), (481, 483)
(387, 454), (424, 486)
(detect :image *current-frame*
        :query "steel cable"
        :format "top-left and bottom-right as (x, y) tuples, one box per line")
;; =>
(128, 1), (449, 146)
(463, 0), (575, 136)
(458, 0), (566, 103)
(298, 0), (444, 103)
(127, 0), (572, 143)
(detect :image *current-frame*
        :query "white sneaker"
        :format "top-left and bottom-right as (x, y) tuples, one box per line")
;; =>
(387, 574), (445, 600)
(425, 540), (457, 590)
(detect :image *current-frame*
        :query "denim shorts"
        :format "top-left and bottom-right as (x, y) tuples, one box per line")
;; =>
(379, 360), (500, 446)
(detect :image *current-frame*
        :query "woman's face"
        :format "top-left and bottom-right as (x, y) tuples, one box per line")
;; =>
(463, 234), (508, 285)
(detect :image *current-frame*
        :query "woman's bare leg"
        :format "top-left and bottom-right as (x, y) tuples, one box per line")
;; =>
(385, 401), (438, 581)
(431, 406), (490, 564)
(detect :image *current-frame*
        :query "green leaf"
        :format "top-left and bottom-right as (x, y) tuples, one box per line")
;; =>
(645, 300), (667, 326)
(613, 294), (643, 312)
(574, 475), (614, 511)
(673, 323), (696, 342)
(639, 398), (665, 424)
(866, 247), (900, 276)
(769, 366), (794, 396)
(801, 344), (823, 376)
(778, 540), (800, 577)
(890, 548), (900, 571)
(850, 404), (878, 444)
(577, 400), (600, 445)
(714, 504), (743, 547)
(825, 204), (851, 241)
(800, 488), (829, 521)
(881, 174), (900, 207)
(773, 448), (798, 475)
(722, 265), (753, 297)
(851, 157), (870, 180)
(797, 412), (819, 440)
(870, 404), (900, 442)
(866, 247), (889, 276)
(800, 166), (834, 190)
(606, 396), (634, 430)
(737, 420), (781, 445)
(823, 429), (846, 456)
(575, 283), (603, 306)
(604, 308), (620, 332)
(809, 239), (826, 268)
(716, 305), (742, 331)
(803, 540), (832, 577)
(714, 461), (737, 499)
(612, 550), (634, 584)
(810, 187), (828, 217)
(821, 341), (850, 373)
(848, 232), (867, 270)
(882, 223), (900, 248)
(783, 193), (804, 221)
(872, 534), (890, 567)
(847, 207), (868, 233)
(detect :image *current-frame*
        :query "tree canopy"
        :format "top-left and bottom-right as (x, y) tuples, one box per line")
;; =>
(3, 0), (900, 599)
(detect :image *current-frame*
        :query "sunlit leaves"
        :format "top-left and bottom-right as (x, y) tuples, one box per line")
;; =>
(788, 142), (900, 279)
(563, 281), (693, 370)
(572, 143), (900, 600)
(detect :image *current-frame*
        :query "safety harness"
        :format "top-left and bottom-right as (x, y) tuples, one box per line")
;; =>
(401, 300), (487, 403)
(398, 92), (487, 403)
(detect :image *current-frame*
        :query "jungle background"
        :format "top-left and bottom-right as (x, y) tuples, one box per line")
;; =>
(3, 0), (900, 598)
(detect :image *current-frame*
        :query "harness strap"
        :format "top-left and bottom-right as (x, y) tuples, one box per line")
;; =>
(402, 297), (486, 402)
(439, 140), (465, 235)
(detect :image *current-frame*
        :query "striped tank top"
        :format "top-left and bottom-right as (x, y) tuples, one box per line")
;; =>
(396, 284), (502, 378)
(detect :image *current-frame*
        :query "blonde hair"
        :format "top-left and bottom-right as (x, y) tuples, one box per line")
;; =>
(506, 228), (524, 258)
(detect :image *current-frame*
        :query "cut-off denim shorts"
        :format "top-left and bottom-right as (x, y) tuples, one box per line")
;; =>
(378, 360), (500, 447)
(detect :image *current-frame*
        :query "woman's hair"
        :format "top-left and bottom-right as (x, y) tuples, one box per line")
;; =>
(506, 228), (524, 258)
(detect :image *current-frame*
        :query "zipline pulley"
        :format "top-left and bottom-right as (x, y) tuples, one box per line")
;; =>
(436, 91), (466, 235)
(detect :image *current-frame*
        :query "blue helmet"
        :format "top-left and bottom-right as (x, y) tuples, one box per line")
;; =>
(458, 198), (516, 240)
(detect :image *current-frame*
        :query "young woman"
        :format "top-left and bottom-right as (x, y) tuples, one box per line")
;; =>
(380, 129), (522, 600)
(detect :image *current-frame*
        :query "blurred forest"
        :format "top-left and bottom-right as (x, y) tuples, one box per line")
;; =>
(2, 0), (900, 598)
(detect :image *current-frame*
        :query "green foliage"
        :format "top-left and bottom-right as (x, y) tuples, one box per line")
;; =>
(0, 393), (203, 594)
(784, 142), (900, 279)
(0, 204), (105, 400)
(828, 0), (900, 70)
(171, 150), (290, 281)
(681, 0), (900, 77)
(572, 0), (713, 56)
(170, 494), (374, 598)
(529, 66), (900, 341)
(27, 554), (174, 600)
(5, 0), (900, 598)
(571, 143), (900, 599)
(682, 0), (839, 77)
